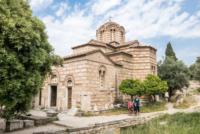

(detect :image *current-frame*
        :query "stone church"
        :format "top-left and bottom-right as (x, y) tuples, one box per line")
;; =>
(33, 21), (157, 111)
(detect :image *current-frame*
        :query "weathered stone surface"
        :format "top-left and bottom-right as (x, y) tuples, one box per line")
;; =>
(43, 109), (50, 112)
(67, 108), (78, 116)
(6, 120), (23, 131)
(46, 111), (58, 117)
(18, 115), (58, 125)
(23, 120), (34, 127)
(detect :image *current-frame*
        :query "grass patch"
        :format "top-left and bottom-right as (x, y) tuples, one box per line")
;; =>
(121, 112), (200, 134)
(194, 106), (200, 109)
(140, 102), (168, 113)
(82, 102), (168, 117)
(174, 98), (197, 109)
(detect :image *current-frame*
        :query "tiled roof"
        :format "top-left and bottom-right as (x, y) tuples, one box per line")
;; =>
(71, 39), (107, 49)
(130, 44), (157, 51)
(71, 39), (156, 51)
(106, 51), (132, 57)
(62, 49), (122, 66)
(63, 49), (100, 59)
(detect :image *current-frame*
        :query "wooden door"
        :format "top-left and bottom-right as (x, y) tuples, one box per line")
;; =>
(68, 87), (72, 109)
(39, 89), (42, 105)
(51, 86), (57, 106)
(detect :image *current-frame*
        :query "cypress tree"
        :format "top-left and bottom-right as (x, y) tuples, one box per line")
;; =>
(0, 0), (63, 121)
(165, 42), (178, 61)
(196, 57), (200, 63)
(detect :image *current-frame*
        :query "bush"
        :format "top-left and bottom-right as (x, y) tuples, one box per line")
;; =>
(197, 88), (200, 92)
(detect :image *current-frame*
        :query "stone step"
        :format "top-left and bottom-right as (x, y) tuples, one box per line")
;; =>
(61, 109), (70, 114)
(34, 105), (42, 110)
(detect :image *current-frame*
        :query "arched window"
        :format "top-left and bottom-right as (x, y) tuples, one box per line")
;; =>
(51, 75), (57, 83)
(99, 66), (106, 88)
(100, 31), (103, 41)
(121, 32), (124, 43)
(102, 30), (105, 42)
(110, 29), (112, 42)
(152, 66), (156, 75)
(113, 29), (115, 41)
(68, 80), (72, 87)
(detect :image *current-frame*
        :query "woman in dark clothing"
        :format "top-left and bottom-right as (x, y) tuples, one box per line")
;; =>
(133, 95), (142, 116)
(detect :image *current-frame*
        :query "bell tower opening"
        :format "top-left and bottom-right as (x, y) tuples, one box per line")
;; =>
(96, 20), (126, 44)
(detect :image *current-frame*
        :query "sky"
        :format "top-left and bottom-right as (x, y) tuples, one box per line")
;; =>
(29, 0), (200, 66)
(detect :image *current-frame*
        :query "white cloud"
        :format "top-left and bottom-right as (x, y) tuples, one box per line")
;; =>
(90, 0), (121, 15)
(55, 1), (71, 17)
(39, 0), (200, 58)
(30, 0), (53, 11)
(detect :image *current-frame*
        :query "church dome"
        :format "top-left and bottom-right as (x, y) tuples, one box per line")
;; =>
(96, 21), (126, 44)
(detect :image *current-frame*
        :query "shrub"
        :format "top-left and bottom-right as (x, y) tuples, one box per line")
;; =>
(197, 88), (200, 92)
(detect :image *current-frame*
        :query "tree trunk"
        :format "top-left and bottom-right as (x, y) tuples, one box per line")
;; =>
(131, 95), (133, 100)
(169, 89), (172, 101)
(154, 94), (156, 104)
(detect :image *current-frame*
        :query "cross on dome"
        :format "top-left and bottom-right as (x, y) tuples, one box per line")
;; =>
(109, 15), (112, 22)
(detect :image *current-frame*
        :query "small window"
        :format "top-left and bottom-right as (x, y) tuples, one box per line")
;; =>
(51, 76), (57, 83)
(68, 80), (72, 86)
(99, 66), (106, 88)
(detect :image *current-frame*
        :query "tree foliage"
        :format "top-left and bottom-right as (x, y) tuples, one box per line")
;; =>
(143, 74), (168, 104)
(194, 63), (200, 82)
(189, 63), (197, 78)
(119, 79), (144, 100)
(196, 57), (200, 64)
(0, 0), (63, 121)
(165, 42), (178, 61)
(157, 57), (191, 100)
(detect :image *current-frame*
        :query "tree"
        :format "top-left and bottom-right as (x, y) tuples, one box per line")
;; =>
(119, 79), (144, 100)
(194, 63), (200, 82)
(189, 63), (197, 79)
(165, 42), (178, 61)
(157, 57), (191, 100)
(143, 74), (168, 104)
(0, 0), (63, 121)
(196, 57), (200, 63)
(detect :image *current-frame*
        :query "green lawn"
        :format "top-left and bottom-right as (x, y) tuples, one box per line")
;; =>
(121, 112), (200, 134)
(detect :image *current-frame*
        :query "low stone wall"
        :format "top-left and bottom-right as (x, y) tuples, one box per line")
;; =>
(33, 117), (146, 134)
(18, 115), (58, 125)
(87, 107), (123, 115)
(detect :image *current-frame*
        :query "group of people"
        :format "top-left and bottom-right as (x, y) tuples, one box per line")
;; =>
(128, 92), (169, 116)
(128, 95), (142, 116)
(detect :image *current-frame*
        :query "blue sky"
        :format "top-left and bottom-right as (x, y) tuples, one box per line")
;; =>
(30, 0), (200, 66)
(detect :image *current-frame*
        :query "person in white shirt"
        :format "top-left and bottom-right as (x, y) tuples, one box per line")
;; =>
(165, 91), (169, 103)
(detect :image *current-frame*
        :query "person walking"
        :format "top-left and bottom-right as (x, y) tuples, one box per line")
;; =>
(133, 95), (142, 116)
(165, 91), (169, 103)
(128, 99), (133, 116)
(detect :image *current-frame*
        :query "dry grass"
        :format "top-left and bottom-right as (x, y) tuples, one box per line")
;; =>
(174, 98), (197, 109)
(82, 102), (168, 117)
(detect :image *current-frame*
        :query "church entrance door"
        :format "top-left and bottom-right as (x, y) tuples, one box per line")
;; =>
(68, 87), (72, 109)
(51, 86), (57, 107)
(39, 89), (42, 105)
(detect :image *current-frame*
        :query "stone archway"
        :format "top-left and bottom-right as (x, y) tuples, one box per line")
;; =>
(64, 75), (75, 109)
